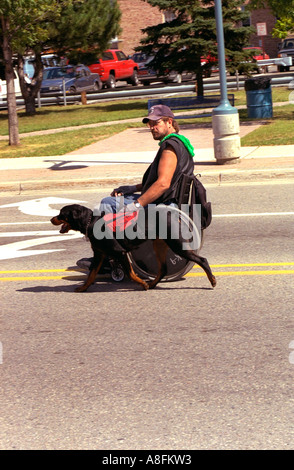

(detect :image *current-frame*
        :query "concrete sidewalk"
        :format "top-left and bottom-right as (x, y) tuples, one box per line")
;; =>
(1, 121), (294, 192)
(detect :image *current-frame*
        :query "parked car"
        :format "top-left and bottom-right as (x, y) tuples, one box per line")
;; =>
(238, 47), (270, 74)
(132, 53), (160, 85)
(40, 65), (102, 95)
(23, 57), (35, 80)
(131, 52), (192, 85)
(41, 52), (68, 68)
(88, 50), (139, 88)
(200, 54), (218, 77)
(277, 37), (294, 72)
(228, 47), (270, 75)
(0, 65), (21, 98)
(243, 46), (270, 61)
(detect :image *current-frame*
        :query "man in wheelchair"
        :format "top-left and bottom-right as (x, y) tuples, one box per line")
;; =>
(77, 104), (200, 275)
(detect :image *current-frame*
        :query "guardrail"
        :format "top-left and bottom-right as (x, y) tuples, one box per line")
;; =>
(257, 57), (292, 67)
(1, 74), (294, 109)
(257, 56), (292, 72)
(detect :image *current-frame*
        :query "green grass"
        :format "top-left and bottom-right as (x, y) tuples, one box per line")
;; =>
(241, 104), (294, 146)
(0, 87), (293, 157)
(0, 122), (141, 158)
(232, 86), (291, 107)
(0, 99), (148, 136)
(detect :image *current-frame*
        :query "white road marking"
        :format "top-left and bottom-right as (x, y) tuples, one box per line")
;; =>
(213, 212), (294, 217)
(1, 211), (294, 228)
(0, 208), (293, 260)
(0, 222), (50, 226)
(0, 233), (83, 260)
(0, 231), (63, 237)
(0, 197), (85, 217)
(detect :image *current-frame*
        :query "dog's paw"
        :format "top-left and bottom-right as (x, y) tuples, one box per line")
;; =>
(147, 280), (157, 290)
(74, 285), (88, 293)
(210, 275), (217, 288)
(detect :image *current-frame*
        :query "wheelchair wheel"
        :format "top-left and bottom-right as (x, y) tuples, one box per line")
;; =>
(111, 267), (125, 282)
(129, 206), (202, 281)
(110, 261), (125, 282)
(128, 244), (194, 281)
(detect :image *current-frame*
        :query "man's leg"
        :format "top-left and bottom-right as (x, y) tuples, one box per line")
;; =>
(93, 194), (140, 215)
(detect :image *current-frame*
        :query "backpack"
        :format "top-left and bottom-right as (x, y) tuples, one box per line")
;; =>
(175, 173), (212, 230)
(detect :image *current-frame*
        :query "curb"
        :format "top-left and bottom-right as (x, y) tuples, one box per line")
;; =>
(1, 167), (294, 192)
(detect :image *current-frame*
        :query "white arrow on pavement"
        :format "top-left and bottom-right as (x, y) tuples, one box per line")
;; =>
(0, 233), (83, 260)
(0, 197), (86, 217)
(0, 230), (64, 237)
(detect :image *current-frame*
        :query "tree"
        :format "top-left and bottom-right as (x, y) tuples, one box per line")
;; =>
(250, 0), (294, 38)
(0, 0), (67, 144)
(16, 0), (121, 115)
(0, 0), (121, 144)
(1, 13), (19, 145)
(48, 0), (121, 65)
(139, 0), (255, 96)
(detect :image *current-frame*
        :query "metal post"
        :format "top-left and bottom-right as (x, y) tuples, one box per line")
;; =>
(212, 0), (240, 164)
(62, 77), (67, 106)
(236, 70), (240, 91)
(37, 90), (41, 108)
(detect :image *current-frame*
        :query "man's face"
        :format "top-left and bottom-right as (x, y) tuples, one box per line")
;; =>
(147, 118), (172, 140)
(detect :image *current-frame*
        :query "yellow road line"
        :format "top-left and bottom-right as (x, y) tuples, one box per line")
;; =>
(0, 264), (293, 282)
(1, 271), (293, 282)
(1, 263), (294, 275)
(0, 268), (84, 282)
(0, 275), (84, 281)
(0, 268), (81, 274)
(0, 276), (79, 281)
(196, 262), (294, 269)
(187, 270), (294, 277)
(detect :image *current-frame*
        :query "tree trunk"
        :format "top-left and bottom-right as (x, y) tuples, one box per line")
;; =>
(196, 72), (204, 97)
(195, 55), (204, 97)
(18, 52), (43, 116)
(1, 16), (20, 146)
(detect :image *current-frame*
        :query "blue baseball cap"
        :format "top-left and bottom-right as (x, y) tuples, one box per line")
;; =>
(142, 104), (175, 123)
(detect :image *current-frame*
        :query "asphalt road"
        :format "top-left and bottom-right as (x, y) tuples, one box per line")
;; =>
(0, 181), (294, 450)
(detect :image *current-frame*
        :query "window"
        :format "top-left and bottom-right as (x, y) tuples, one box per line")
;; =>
(163, 10), (176, 23)
(241, 6), (251, 27)
(116, 51), (127, 61)
(284, 40), (294, 49)
(102, 51), (114, 60)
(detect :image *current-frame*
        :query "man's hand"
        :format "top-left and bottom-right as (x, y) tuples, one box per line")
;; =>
(111, 185), (138, 197)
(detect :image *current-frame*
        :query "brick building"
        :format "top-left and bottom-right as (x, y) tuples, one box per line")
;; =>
(116, 1), (280, 58)
(249, 5), (280, 57)
(116, 0), (163, 55)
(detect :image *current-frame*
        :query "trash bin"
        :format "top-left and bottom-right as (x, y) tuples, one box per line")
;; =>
(245, 77), (273, 119)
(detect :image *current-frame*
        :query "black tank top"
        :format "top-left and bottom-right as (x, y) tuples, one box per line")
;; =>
(141, 135), (194, 204)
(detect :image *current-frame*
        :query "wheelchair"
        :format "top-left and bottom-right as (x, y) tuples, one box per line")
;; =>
(80, 174), (205, 283)
(109, 204), (203, 283)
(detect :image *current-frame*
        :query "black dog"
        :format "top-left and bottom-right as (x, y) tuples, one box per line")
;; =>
(51, 204), (216, 292)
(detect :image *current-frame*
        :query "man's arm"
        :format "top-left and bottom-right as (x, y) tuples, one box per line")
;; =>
(137, 145), (177, 207)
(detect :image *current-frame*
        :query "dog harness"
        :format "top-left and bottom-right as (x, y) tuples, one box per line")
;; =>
(103, 211), (138, 233)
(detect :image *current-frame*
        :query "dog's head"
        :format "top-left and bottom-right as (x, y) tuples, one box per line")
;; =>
(51, 204), (93, 234)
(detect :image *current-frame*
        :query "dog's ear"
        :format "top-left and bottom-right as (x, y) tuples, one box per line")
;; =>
(70, 205), (89, 223)
(58, 206), (72, 222)
(60, 205), (80, 220)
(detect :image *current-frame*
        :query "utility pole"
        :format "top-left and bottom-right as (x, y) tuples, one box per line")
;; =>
(212, 0), (240, 164)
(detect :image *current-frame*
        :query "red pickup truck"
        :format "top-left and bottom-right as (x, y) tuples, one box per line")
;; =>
(89, 50), (139, 88)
